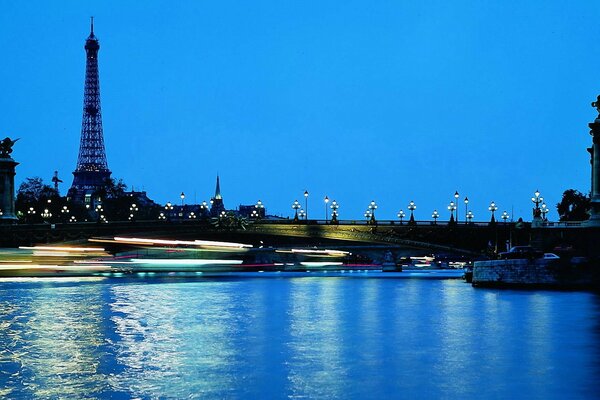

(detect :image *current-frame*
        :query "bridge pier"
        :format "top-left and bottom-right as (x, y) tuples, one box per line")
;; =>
(0, 140), (19, 224)
(587, 98), (600, 226)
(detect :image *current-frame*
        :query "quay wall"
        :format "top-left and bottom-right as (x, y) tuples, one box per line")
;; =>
(472, 259), (597, 288)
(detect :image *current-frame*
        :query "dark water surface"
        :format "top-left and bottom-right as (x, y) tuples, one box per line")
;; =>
(0, 273), (599, 399)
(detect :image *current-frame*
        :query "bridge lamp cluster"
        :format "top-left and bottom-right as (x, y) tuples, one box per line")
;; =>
(188, 212), (197, 219)
(466, 211), (474, 223)
(432, 210), (439, 224)
(42, 208), (52, 219)
(397, 210), (405, 224)
(330, 200), (339, 221)
(292, 200), (301, 220)
(488, 201), (498, 222)
(158, 212), (166, 220)
(69, 215), (77, 223)
(128, 203), (139, 221)
(501, 211), (510, 223)
(408, 201), (416, 222)
(541, 203), (549, 221)
(447, 201), (457, 222)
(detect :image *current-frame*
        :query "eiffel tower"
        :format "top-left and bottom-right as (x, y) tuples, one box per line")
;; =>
(68, 18), (111, 204)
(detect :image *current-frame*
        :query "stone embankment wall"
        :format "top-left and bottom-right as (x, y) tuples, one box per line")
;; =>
(472, 259), (595, 288)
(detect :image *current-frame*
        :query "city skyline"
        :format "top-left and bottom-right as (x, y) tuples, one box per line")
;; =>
(1, 2), (599, 220)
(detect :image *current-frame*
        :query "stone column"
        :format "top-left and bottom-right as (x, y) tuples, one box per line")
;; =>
(0, 154), (18, 224)
(587, 98), (600, 226)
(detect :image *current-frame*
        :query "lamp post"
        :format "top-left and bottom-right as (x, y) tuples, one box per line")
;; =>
(255, 200), (264, 219)
(466, 211), (474, 224)
(464, 197), (469, 223)
(488, 201), (498, 223)
(447, 201), (456, 223)
(304, 190), (309, 220)
(501, 211), (509, 224)
(408, 201), (416, 224)
(61, 205), (70, 223)
(129, 203), (138, 221)
(397, 210), (405, 225)
(158, 212), (166, 220)
(292, 199), (301, 222)
(330, 200), (339, 223)
(27, 207), (36, 223)
(95, 204), (103, 223)
(531, 189), (543, 219)
(454, 191), (459, 221)
(165, 202), (174, 221)
(299, 209), (306, 220)
(324, 196), (329, 222)
(251, 209), (259, 219)
(69, 215), (77, 223)
(42, 208), (52, 221)
(368, 200), (377, 224)
(200, 201), (208, 217)
(180, 192), (185, 219)
(188, 211), (197, 219)
(432, 210), (439, 225)
(364, 209), (372, 222)
(540, 203), (549, 221)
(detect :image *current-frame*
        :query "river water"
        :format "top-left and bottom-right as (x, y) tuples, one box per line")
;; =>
(0, 272), (598, 399)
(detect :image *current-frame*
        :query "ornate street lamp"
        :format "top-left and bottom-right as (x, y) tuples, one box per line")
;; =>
(488, 201), (498, 223)
(165, 202), (174, 221)
(129, 203), (139, 221)
(397, 210), (405, 225)
(330, 200), (339, 223)
(364, 209), (372, 221)
(251, 209), (259, 219)
(304, 190), (309, 220)
(42, 208), (52, 220)
(447, 201), (457, 223)
(200, 201), (208, 217)
(541, 203), (549, 221)
(501, 211), (509, 224)
(531, 189), (543, 219)
(466, 211), (474, 223)
(188, 211), (197, 219)
(220, 210), (226, 219)
(408, 201), (416, 224)
(292, 199), (301, 221)
(324, 196), (330, 222)
(299, 209), (306, 220)
(368, 200), (377, 224)
(255, 200), (264, 219)
(464, 196), (469, 223)
(180, 192), (185, 218)
(454, 191), (459, 221)
(69, 215), (77, 223)
(158, 212), (166, 220)
(432, 210), (439, 225)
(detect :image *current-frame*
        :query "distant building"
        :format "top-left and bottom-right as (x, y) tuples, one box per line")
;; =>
(123, 190), (156, 208)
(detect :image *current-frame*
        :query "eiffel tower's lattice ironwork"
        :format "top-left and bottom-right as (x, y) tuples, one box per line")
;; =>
(69, 18), (111, 203)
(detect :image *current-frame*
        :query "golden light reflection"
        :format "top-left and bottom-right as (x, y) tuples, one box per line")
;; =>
(287, 278), (345, 398)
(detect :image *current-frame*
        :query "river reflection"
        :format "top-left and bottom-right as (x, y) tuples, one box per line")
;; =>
(0, 275), (599, 399)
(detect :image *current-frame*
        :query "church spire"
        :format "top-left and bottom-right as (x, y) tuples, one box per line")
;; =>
(214, 174), (222, 200)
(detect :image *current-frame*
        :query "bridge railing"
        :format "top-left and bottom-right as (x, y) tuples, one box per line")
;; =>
(259, 219), (499, 227)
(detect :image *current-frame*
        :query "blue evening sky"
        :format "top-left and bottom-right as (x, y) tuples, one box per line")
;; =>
(1, 1), (599, 221)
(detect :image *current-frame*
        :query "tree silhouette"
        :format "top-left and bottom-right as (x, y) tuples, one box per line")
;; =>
(556, 189), (590, 221)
